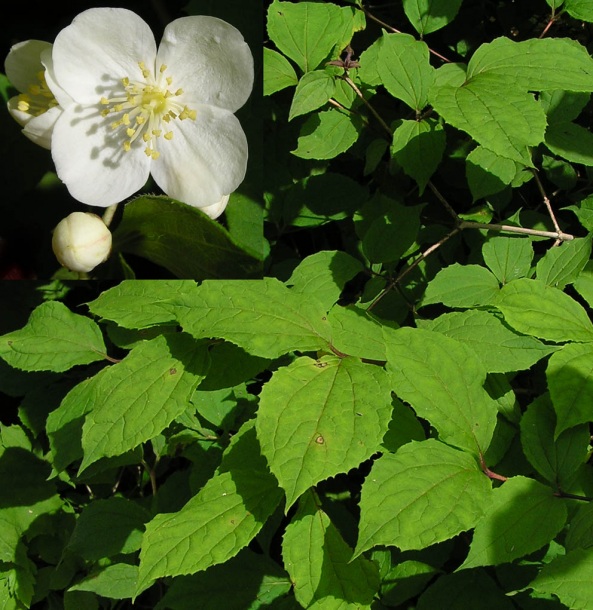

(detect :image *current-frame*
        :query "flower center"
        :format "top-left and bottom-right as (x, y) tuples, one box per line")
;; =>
(100, 62), (197, 160)
(17, 70), (58, 117)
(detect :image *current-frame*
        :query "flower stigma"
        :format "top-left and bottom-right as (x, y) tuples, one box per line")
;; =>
(99, 61), (197, 160)
(17, 70), (58, 117)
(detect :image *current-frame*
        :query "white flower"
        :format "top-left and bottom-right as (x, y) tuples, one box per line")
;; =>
(4, 40), (69, 149)
(201, 194), (230, 219)
(48, 7), (254, 210)
(52, 212), (112, 272)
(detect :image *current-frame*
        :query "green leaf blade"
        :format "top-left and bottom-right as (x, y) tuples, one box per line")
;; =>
(264, 47), (298, 95)
(403, 0), (464, 35)
(467, 37), (593, 91)
(175, 278), (332, 358)
(283, 492), (379, 608)
(547, 342), (593, 436)
(355, 440), (492, 555)
(482, 236), (534, 284)
(289, 71), (336, 121)
(391, 118), (446, 194)
(423, 310), (556, 373)
(532, 548), (593, 609)
(430, 75), (545, 163)
(377, 33), (434, 110)
(493, 278), (593, 342)
(112, 196), (262, 280)
(79, 334), (210, 472)
(293, 109), (362, 160)
(256, 356), (393, 509)
(460, 476), (568, 569)
(86, 279), (197, 329)
(520, 393), (589, 487)
(385, 328), (498, 454)
(136, 423), (282, 593)
(422, 263), (500, 309)
(0, 301), (106, 372)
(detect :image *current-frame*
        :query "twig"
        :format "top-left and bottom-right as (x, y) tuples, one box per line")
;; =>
(427, 180), (459, 221)
(460, 221), (574, 242)
(360, 5), (452, 63)
(531, 169), (564, 246)
(479, 452), (508, 482)
(367, 226), (462, 312)
(341, 74), (393, 136)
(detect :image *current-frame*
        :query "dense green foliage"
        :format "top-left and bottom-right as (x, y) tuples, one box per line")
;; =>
(4, 0), (593, 608)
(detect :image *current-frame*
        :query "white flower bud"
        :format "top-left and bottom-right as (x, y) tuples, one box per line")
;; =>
(52, 212), (112, 273)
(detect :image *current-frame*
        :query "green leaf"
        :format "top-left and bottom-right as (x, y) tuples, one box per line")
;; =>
(380, 560), (440, 607)
(264, 47), (298, 95)
(361, 200), (422, 264)
(482, 236), (534, 284)
(564, 0), (593, 22)
(385, 327), (498, 454)
(423, 310), (556, 373)
(69, 564), (138, 600)
(381, 397), (426, 453)
(283, 491), (379, 608)
(66, 498), (150, 560)
(466, 147), (519, 201)
(87, 280), (197, 329)
(430, 75), (545, 163)
(422, 263), (500, 308)
(574, 260), (593, 306)
(136, 422), (282, 592)
(0, 301), (106, 372)
(155, 549), (292, 610)
(467, 37), (593, 91)
(223, 189), (264, 261)
(327, 305), (390, 361)
(520, 393), (589, 487)
(402, 0), (464, 35)
(532, 548), (593, 609)
(174, 278), (333, 359)
(547, 342), (593, 437)
(286, 250), (364, 312)
(417, 570), (515, 610)
(282, 172), (368, 228)
(79, 333), (210, 472)
(493, 278), (593, 342)
(292, 109), (362, 160)
(565, 196), (593, 232)
(377, 33), (435, 110)
(545, 121), (593, 166)
(535, 235), (592, 288)
(289, 70), (336, 121)
(355, 440), (492, 556)
(391, 118), (446, 194)
(257, 355), (392, 509)
(460, 476), (568, 569)
(540, 90), (590, 124)
(112, 196), (262, 280)
(566, 502), (593, 550)
(266, 1), (360, 73)
(46, 377), (96, 472)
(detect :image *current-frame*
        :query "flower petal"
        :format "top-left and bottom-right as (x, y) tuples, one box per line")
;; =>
(4, 40), (51, 93)
(52, 104), (151, 207)
(41, 47), (72, 109)
(52, 7), (157, 103)
(201, 194), (230, 220)
(158, 16), (254, 113)
(22, 106), (63, 149)
(151, 104), (248, 208)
